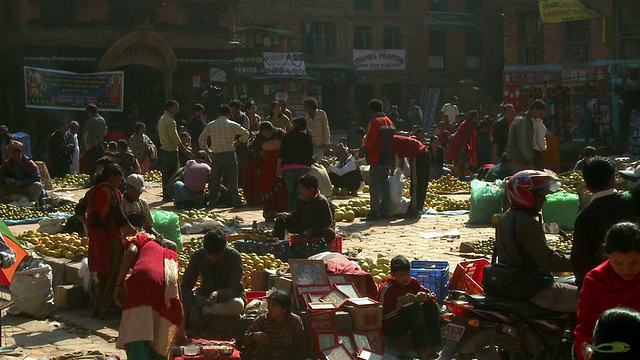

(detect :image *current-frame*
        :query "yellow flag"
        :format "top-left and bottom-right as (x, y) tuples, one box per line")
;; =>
(539, 0), (600, 23)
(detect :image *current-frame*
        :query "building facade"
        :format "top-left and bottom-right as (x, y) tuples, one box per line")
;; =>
(236, 0), (504, 130)
(503, 0), (640, 146)
(0, 0), (241, 154)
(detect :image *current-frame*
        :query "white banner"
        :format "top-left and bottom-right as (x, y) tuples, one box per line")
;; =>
(262, 52), (307, 76)
(353, 49), (406, 71)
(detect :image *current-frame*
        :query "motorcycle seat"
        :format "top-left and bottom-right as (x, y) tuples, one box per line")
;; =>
(460, 292), (568, 318)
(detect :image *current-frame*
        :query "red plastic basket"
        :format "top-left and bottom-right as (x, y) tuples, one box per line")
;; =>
(449, 259), (490, 295)
(290, 235), (343, 254)
(246, 291), (267, 303)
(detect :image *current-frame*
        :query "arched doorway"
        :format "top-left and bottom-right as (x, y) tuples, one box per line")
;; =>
(98, 25), (177, 134)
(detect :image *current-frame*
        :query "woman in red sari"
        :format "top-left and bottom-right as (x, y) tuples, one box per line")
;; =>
(114, 233), (185, 360)
(253, 121), (288, 220)
(84, 164), (136, 319)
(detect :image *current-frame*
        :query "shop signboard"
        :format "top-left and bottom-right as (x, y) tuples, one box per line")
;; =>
(353, 49), (406, 71)
(23, 67), (123, 112)
(539, 0), (600, 23)
(263, 52), (307, 76)
(425, 11), (477, 30)
(234, 53), (265, 75)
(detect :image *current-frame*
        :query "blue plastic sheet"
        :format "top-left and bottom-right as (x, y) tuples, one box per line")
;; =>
(2, 214), (72, 226)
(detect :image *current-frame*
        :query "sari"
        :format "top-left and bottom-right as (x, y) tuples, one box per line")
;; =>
(117, 234), (183, 360)
(254, 130), (288, 220)
(129, 133), (157, 174)
(86, 182), (130, 318)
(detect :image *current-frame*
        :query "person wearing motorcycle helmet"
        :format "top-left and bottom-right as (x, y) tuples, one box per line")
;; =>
(495, 170), (578, 312)
(587, 307), (640, 360)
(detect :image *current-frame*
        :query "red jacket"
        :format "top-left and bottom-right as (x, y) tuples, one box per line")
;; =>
(0, 154), (41, 187)
(574, 260), (640, 359)
(391, 135), (427, 159)
(448, 119), (477, 166)
(377, 276), (433, 325)
(364, 113), (395, 166)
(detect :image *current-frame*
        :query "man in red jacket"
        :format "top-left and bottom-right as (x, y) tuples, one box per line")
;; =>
(361, 99), (395, 221)
(391, 135), (431, 218)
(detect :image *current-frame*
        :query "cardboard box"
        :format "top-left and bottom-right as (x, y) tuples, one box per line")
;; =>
(54, 284), (88, 310)
(251, 270), (269, 291)
(274, 276), (293, 294)
(345, 305), (382, 331)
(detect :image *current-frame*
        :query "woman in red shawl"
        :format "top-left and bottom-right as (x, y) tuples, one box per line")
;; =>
(114, 233), (186, 360)
(448, 110), (480, 179)
(84, 164), (136, 319)
(574, 222), (640, 360)
(253, 121), (288, 221)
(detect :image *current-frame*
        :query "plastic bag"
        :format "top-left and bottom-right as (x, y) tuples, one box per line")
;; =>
(542, 191), (579, 231)
(388, 174), (410, 216)
(309, 163), (332, 198)
(152, 210), (183, 252)
(78, 257), (93, 295)
(469, 179), (504, 225)
(9, 264), (55, 319)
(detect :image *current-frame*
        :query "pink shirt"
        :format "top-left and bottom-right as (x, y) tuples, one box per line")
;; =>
(184, 159), (211, 193)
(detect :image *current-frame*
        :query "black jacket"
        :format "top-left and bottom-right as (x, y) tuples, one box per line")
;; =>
(279, 129), (314, 166)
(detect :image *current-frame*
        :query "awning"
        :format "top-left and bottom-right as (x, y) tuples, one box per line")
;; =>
(235, 26), (294, 36)
(238, 74), (315, 81)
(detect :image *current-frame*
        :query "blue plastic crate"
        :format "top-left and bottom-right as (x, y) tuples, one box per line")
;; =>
(11, 132), (31, 157)
(410, 261), (450, 304)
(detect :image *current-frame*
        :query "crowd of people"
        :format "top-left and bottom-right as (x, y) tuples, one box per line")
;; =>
(4, 94), (640, 360)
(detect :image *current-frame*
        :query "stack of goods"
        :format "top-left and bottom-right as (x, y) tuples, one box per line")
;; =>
(428, 175), (471, 194)
(177, 209), (228, 234)
(469, 180), (505, 225)
(51, 174), (90, 188)
(286, 259), (384, 358)
(334, 199), (371, 222)
(18, 230), (87, 259)
(143, 170), (162, 182)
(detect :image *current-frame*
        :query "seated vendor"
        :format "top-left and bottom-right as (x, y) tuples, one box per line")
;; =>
(243, 290), (306, 360)
(273, 174), (335, 245)
(573, 146), (596, 171)
(485, 153), (512, 182)
(174, 150), (211, 208)
(321, 144), (362, 197)
(378, 255), (441, 360)
(0, 140), (43, 204)
(182, 229), (246, 330)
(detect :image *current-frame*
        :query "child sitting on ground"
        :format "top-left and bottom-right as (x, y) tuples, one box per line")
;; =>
(378, 255), (441, 359)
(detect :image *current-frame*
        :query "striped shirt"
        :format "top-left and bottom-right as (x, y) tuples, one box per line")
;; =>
(198, 116), (250, 154)
(377, 276), (428, 324)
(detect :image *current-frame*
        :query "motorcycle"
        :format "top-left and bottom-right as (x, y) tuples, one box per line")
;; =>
(437, 284), (576, 360)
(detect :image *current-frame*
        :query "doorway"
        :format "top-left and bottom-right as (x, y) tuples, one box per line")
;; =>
(354, 84), (374, 127)
(112, 65), (164, 136)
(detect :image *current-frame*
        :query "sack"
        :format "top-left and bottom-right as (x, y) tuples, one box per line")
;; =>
(9, 264), (55, 319)
(469, 179), (504, 225)
(152, 210), (183, 252)
(542, 191), (579, 231)
(482, 263), (553, 300)
(309, 163), (332, 198)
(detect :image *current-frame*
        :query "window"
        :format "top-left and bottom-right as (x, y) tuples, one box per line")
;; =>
(518, 12), (543, 66)
(302, 22), (338, 55)
(31, 0), (78, 26)
(354, 25), (373, 49)
(428, 31), (446, 69)
(383, 26), (402, 49)
(617, 1), (640, 60)
(110, 0), (157, 26)
(354, 0), (372, 11)
(383, 0), (401, 11)
(430, 0), (446, 12)
(466, 32), (482, 69)
(565, 21), (590, 63)
(466, 0), (483, 14)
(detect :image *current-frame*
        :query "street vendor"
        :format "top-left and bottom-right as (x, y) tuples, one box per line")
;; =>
(273, 174), (335, 247)
(320, 144), (362, 197)
(181, 229), (246, 330)
(0, 140), (43, 204)
(378, 255), (441, 359)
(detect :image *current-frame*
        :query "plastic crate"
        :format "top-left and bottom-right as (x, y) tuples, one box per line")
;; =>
(246, 291), (267, 303)
(11, 132), (31, 157)
(233, 240), (290, 261)
(410, 261), (450, 304)
(290, 235), (342, 254)
(449, 259), (489, 295)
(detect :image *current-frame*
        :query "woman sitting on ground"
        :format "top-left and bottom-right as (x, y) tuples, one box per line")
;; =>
(242, 290), (306, 360)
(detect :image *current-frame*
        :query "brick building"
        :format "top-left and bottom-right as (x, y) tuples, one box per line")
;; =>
(236, 0), (504, 130)
(0, 0), (241, 154)
(503, 0), (640, 144)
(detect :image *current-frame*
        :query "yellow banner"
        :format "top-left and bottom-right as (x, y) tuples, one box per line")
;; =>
(539, 0), (600, 23)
